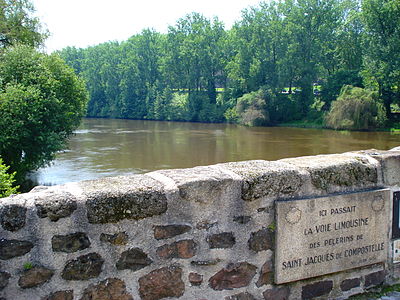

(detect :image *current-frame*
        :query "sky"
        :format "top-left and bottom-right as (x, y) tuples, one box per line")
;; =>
(31, 0), (263, 53)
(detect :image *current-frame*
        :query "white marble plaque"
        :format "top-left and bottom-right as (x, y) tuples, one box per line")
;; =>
(275, 189), (390, 284)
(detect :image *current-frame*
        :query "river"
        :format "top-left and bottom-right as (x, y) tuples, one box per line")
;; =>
(32, 118), (400, 186)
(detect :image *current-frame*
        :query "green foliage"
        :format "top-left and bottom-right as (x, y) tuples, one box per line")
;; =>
(23, 262), (33, 270)
(0, 157), (18, 198)
(0, 45), (88, 180)
(224, 107), (239, 123)
(361, 0), (400, 117)
(321, 70), (364, 110)
(57, 0), (400, 130)
(236, 89), (269, 126)
(0, 0), (48, 48)
(326, 85), (387, 130)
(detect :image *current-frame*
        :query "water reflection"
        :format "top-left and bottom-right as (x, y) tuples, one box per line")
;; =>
(33, 118), (400, 185)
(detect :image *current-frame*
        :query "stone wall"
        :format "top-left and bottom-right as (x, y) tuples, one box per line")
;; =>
(1, 148), (400, 300)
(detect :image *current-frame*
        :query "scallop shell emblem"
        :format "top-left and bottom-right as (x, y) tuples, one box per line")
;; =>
(372, 195), (384, 212)
(285, 207), (302, 224)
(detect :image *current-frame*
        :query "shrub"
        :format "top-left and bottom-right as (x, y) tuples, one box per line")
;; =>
(236, 89), (270, 126)
(326, 85), (387, 130)
(0, 158), (19, 198)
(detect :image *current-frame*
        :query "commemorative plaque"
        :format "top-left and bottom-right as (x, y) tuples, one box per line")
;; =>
(275, 189), (390, 284)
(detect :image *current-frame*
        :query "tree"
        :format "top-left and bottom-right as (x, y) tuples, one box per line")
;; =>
(325, 85), (386, 130)
(164, 13), (226, 121)
(0, 45), (88, 181)
(361, 0), (400, 118)
(0, 157), (18, 197)
(0, 0), (48, 48)
(235, 89), (270, 126)
(280, 0), (344, 116)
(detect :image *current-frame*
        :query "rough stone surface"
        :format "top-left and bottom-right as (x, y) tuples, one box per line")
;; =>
(363, 149), (400, 185)
(219, 160), (305, 201)
(263, 287), (290, 300)
(80, 278), (133, 300)
(0, 239), (33, 259)
(81, 175), (167, 224)
(256, 260), (274, 287)
(281, 154), (377, 191)
(209, 262), (257, 291)
(340, 277), (361, 291)
(52, 232), (91, 253)
(138, 265), (184, 300)
(0, 204), (26, 231)
(157, 239), (197, 259)
(42, 290), (73, 300)
(35, 191), (77, 221)
(225, 292), (256, 300)
(0, 271), (10, 290)
(61, 253), (104, 280)
(153, 224), (191, 240)
(207, 232), (236, 249)
(191, 259), (221, 266)
(365, 270), (386, 287)
(116, 248), (152, 271)
(189, 272), (203, 286)
(100, 232), (128, 245)
(233, 216), (251, 224)
(159, 166), (235, 203)
(301, 280), (333, 299)
(248, 228), (274, 252)
(18, 266), (54, 289)
(196, 221), (217, 230)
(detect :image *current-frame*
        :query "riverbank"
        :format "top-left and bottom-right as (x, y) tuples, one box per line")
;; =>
(278, 120), (400, 133)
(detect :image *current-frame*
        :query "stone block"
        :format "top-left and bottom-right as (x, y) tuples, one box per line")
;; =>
(35, 190), (77, 222)
(42, 290), (73, 300)
(158, 166), (237, 203)
(280, 154), (377, 192)
(62, 253), (104, 280)
(0, 239), (33, 260)
(0, 271), (10, 290)
(191, 259), (221, 266)
(256, 260), (274, 287)
(157, 239), (197, 259)
(116, 248), (152, 271)
(218, 160), (307, 201)
(263, 287), (290, 300)
(0, 204), (26, 231)
(248, 228), (274, 252)
(82, 175), (167, 224)
(138, 265), (184, 300)
(80, 278), (133, 300)
(189, 272), (203, 286)
(365, 270), (386, 287)
(18, 266), (54, 289)
(100, 232), (128, 245)
(340, 277), (361, 291)
(209, 262), (257, 291)
(301, 280), (333, 299)
(362, 149), (400, 185)
(207, 232), (236, 249)
(153, 224), (191, 240)
(52, 232), (90, 253)
(225, 292), (256, 300)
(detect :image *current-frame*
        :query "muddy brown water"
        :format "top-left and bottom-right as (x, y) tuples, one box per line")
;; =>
(32, 118), (400, 185)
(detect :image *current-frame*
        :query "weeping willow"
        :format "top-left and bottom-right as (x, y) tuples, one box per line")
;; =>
(326, 85), (387, 130)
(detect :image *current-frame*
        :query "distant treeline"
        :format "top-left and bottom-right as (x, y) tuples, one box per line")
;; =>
(59, 0), (400, 128)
